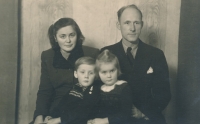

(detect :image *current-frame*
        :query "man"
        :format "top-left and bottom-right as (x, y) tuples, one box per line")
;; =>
(101, 4), (171, 124)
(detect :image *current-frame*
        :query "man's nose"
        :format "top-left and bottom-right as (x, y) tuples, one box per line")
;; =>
(130, 23), (136, 31)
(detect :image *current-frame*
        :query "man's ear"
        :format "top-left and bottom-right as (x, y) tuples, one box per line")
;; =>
(74, 71), (78, 78)
(141, 21), (144, 28)
(116, 21), (121, 30)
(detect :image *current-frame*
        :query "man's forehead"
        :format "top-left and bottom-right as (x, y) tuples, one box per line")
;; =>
(120, 7), (142, 21)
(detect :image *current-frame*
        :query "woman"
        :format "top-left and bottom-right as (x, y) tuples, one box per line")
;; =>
(32, 18), (99, 124)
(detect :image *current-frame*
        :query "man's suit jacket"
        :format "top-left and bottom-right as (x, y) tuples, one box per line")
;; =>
(33, 45), (99, 121)
(101, 40), (171, 123)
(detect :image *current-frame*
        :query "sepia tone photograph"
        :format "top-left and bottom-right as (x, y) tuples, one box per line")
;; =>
(0, 0), (200, 124)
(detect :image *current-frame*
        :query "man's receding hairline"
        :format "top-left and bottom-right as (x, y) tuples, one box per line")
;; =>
(118, 5), (143, 21)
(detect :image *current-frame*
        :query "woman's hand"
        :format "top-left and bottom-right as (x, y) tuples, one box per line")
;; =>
(87, 118), (109, 124)
(34, 115), (43, 124)
(46, 117), (61, 124)
(87, 119), (93, 124)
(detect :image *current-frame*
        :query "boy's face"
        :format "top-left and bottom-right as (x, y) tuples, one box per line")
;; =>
(74, 64), (96, 87)
(98, 62), (118, 86)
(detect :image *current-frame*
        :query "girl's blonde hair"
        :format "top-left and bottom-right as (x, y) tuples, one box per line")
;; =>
(96, 49), (122, 76)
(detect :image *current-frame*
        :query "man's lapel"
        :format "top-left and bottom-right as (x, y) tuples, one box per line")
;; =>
(115, 41), (132, 71)
(134, 40), (152, 74)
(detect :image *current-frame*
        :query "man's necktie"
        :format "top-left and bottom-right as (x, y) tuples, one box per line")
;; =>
(127, 47), (135, 65)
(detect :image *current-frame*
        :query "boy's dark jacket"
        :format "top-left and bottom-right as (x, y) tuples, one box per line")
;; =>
(50, 82), (100, 124)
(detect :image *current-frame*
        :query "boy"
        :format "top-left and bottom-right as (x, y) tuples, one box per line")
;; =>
(44, 57), (100, 124)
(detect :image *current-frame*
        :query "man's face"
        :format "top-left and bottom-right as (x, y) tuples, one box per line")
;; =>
(117, 8), (143, 44)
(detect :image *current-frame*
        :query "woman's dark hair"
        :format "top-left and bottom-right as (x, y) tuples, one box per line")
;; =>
(48, 17), (85, 50)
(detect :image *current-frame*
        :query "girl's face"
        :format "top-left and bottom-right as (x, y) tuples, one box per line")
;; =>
(74, 64), (96, 87)
(98, 62), (118, 86)
(55, 26), (77, 52)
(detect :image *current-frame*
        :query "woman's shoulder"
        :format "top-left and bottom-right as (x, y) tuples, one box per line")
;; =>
(41, 48), (55, 59)
(42, 48), (54, 55)
(82, 45), (99, 58)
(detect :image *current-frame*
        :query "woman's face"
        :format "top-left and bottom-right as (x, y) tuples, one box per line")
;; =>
(55, 25), (77, 52)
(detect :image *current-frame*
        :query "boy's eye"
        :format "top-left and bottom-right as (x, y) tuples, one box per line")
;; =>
(80, 71), (84, 73)
(89, 72), (94, 75)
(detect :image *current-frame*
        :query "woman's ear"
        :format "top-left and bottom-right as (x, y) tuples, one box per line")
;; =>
(116, 21), (121, 30)
(54, 36), (57, 42)
(74, 71), (78, 78)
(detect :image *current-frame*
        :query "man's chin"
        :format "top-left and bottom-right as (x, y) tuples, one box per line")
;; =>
(129, 39), (139, 44)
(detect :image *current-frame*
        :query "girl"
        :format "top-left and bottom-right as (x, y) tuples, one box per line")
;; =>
(88, 49), (132, 124)
(32, 18), (99, 124)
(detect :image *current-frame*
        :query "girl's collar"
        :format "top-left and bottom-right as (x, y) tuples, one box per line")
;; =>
(101, 80), (127, 92)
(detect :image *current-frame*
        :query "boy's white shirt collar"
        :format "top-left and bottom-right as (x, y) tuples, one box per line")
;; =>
(101, 80), (127, 92)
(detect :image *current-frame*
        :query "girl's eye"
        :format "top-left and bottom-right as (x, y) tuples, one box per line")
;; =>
(101, 71), (106, 74)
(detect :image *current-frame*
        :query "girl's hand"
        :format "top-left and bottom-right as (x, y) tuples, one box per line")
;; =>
(34, 115), (43, 124)
(46, 117), (61, 124)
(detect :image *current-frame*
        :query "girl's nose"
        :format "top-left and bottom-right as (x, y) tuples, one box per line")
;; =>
(107, 72), (111, 78)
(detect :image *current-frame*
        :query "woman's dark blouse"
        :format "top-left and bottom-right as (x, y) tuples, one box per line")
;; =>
(96, 81), (132, 124)
(50, 83), (100, 124)
(33, 45), (99, 120)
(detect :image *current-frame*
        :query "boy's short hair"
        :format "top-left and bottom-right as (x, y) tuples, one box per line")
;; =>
(96, 49), (122, 76)
(74, 56), (96, 71)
